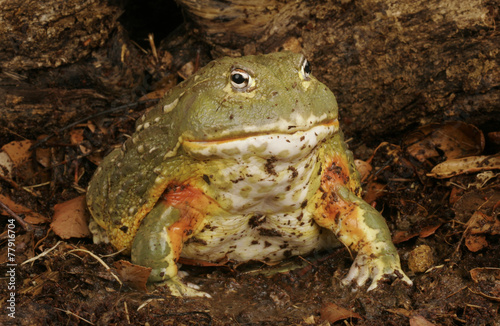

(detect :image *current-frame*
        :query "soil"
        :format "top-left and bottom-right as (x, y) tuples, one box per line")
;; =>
(1, 84), (499, 326)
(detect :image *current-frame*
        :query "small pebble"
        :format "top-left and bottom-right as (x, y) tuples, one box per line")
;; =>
(408, 245), (434, 273)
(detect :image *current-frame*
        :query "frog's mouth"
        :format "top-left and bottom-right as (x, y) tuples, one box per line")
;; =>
(182, 120), (339, 160)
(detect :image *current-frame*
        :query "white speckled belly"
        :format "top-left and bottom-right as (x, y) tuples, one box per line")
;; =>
(181, 209), (340, 262)
(181, 123), (341, 262)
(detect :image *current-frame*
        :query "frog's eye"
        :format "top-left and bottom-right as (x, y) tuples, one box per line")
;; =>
(231, 68), (253, 91)
(300, 59), (311, 80)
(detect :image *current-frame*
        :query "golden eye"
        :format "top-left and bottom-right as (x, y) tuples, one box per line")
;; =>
(231, 68), (253, 91)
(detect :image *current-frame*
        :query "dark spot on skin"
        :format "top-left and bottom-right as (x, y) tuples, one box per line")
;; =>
(203, 224), (218, 231)
(285, 185), (291, 191)
(334, 211), (341, 224)
(119, 226), (128, 233)
(229, 114), (234, 119)
(202, 174), (211, 185)
(288, 166), (298, 179)
(251, 240), (259, 245)
(283, 250), (292, 258)
(265, 157), (278, 175)
(280, 242), (289, 249)
(300, 136), (305, 141)
(248, 214), (266, 228)
(231, 176), (245, 183)
(330, 191), (339, 202)
(264, 241), (272, 248)
(185, 237), (208, 245)
(301, 200), (308, 208)
(317, 165), (322, 175)
(288, 125), (296, 130)
(297, 213), (303, 221)
(159, 271), (165, 277)
(259, 228), (283, 237)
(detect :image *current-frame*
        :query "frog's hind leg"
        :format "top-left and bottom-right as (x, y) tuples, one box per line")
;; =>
(131, 203), (210, 297)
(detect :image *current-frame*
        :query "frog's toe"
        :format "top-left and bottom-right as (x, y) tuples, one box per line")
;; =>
(342, 254), (413, 291)
(341, 254), (371, 289)
(161, 275), (211, 298)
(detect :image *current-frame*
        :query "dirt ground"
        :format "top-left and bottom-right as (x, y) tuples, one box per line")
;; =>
(0, 93), (499, 325)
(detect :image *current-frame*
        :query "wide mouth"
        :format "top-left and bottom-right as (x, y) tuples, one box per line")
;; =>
(182, 120), (339, 160)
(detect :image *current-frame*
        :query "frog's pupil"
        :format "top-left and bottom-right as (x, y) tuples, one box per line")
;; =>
(232, 73), (246, 84)
(304, 61), (311, 75)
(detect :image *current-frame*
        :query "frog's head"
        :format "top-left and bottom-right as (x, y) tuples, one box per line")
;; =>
(138, 52), (339, 159)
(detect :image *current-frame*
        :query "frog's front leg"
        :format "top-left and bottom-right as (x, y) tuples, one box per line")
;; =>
(313, 184), (412, 291)
(131, 202), (210, 297)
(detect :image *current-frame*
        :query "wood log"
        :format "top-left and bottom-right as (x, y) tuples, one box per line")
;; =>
(0, 1), (148, 138)
(0, 0), (121, 71)
(175, 0), (500, 140)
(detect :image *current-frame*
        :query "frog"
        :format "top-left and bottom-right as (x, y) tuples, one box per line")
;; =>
(86, 51), (412, 297)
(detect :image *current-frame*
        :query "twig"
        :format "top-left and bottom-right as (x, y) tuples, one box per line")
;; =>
(54, 307), (94, 325)
(124, 301), (130, 324)
(21, 241), (62, 265)
(0, 199), (33, 231)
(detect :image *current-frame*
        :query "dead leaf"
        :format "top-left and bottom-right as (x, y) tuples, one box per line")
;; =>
(363, 181), (385, 204)
(320, 302), (362, 323)
(51, 196), (91, 239)
(428, 154), (500, 179)
(354, 159), (372, 182)
(410, 315), (437, 326)
(465, 235), (489, 252)
(467, 211), (500, 235)
(393, 223), (442, 244)
(0, 151), (14, 177)
(404, 122), (484, 163)
(70, 129), (85, 145)
(465, 211), (500, 252)
(0, 193), (49, 224)
(2, 140), (33, 165)
(114, 260), (150, 292)
(1, 140), (36, 180)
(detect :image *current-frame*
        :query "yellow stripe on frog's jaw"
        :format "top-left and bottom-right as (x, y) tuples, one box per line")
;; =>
(182, 120), (339, 159)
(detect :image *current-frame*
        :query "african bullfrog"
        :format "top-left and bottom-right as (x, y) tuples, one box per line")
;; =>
(86, 52), (412, 296)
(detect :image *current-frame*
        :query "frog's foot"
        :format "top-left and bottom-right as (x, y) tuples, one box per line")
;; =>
(158, 274), (211, 298)
(341, 253), (413, 291)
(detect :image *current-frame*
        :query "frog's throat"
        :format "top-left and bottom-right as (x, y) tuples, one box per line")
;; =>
(182, 120), (339, 159)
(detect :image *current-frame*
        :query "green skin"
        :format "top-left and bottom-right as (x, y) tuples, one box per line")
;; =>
(87, 52), (412, 297)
